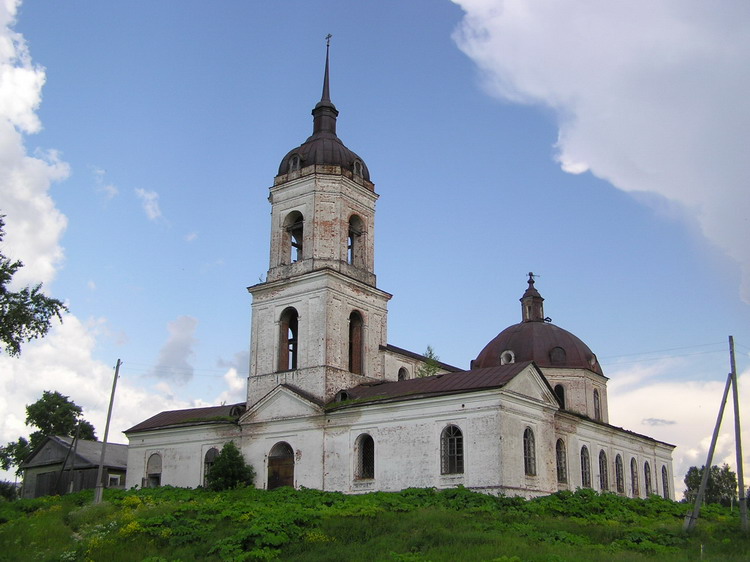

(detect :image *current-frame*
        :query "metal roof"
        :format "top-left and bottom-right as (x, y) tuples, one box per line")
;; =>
(21, 436), (128, 470)
(124, 402), (245, 434)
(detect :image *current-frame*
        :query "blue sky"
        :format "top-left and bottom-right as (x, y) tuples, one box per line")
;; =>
(1, 1), (749, 492)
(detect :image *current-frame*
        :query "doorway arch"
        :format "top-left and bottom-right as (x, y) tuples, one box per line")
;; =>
(267, 442), (294, 490)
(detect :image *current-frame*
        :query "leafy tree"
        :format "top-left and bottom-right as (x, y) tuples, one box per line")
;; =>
(0, 391), (96, 473)
(205, 441), (255, 491)
(0, 480), (18, 501)
(683, 464), (738, 506)
(416, 345), (441, 378)
(0, 215), (67, 357)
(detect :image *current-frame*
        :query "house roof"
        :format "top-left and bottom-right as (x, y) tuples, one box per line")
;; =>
(328, 361), (537, 409)
(21, 436), (128, 470)
(124, 402), (246, 434)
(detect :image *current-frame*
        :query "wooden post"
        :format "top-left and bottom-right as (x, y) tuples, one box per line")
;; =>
(683, 371), (732, 532)
(729, 336), (748, 532)
(94, 359), (121, 504)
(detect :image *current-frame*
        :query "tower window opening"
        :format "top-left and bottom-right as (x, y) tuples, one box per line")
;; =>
(593, 389), (602, 421)
(349, 311), (363, 375)
(347, 215), (364, 267)
(550, 346), (566, 365)
(353, 160), (363, 176)
(288, 154), (301, 173)
(554, 384), (565, 408)
(283, 211), (304, 264)
(278, 307), (299, 371)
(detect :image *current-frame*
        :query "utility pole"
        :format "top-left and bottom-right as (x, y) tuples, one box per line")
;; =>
(94, 359), (121, 504)
(729, 336), (748, 532)
(684, 336), (747, 533)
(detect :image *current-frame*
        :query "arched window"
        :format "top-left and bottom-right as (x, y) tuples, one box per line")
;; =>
(268, 442), (294, 490)
(644, 461), (652, 495)
(523, 428), (536, 476)
(353, 160), (363, 177)
(661, 466), (670, 499)
(347, 215), (364, 267)
(615, 454), (625, 494)
(599, 450), (608, 491)
(397, 367), (408, 381)
(288, 154), (301, 173)
(355, 434), (375, 480)
(283, 211), (304, 264)
(581, 446), (591, 488)
(348, 311), (363, 375)
(556, 439), (567, 483)
(440, 425), (463, 475)
(554, 384), (565, 409)
(146, 453), (162, 488)
(278, 307), (299, 371)
(631, 457), (639, 497)
(204, 447), (219, 487)
(593, 389), (601, 421)
(549, 346), (567, 365)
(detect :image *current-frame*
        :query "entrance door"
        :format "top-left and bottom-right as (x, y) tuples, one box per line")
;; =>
(267, 442), (294, 489)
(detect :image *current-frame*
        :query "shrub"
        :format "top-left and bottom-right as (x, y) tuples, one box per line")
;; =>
(0, 480), (18, 501)
(204, 441), (255, 491)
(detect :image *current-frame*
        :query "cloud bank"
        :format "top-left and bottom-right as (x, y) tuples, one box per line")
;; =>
(452, 0), (750, 301)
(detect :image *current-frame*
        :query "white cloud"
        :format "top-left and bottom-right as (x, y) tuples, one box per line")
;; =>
(608, 362), (750, 498)
(185, 231), (198, 242)
(0, 1), (68, 287)
(452, 0), (750, 301)
(91, 167), (118, 199)
(134, 188), (162, 221)
(149, 316), (198, 383)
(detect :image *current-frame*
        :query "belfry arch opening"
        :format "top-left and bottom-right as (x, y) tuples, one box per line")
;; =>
(283, 211), (304, 264)
(278, 307), (299, 371)
(347, 214), (364, 267)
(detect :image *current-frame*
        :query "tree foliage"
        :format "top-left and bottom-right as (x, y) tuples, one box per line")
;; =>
(416, 345), (441, 378)
(0, 391), (96, 473)
(0, 480), (18, 501)
(204, 441), (255, 491)
(0, 215), (67, 357)
(683, 464), (738, 506)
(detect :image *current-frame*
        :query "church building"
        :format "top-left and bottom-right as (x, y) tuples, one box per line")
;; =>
(125, 47), (674, 499)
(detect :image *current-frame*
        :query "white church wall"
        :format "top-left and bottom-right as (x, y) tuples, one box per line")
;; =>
(125, 423), (241, 489)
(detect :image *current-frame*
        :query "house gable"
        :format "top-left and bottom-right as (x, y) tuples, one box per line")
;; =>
(502, 363), (560, 408)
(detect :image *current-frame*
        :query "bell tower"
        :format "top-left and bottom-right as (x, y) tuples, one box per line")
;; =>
(247, 40), (391, 406)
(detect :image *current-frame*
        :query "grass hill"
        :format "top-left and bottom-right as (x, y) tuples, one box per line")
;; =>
(0, 485), (747, 561)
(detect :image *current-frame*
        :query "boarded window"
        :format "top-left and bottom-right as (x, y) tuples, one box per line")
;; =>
(599, 450), (609, 491)
(581, 446), (591, 488)
(556, 439), (567, 483)
(355, 434), (375, 479)
(593, 389), (602, 421)
(615, 454), (625, 494)
(441, 425), (464, 475)
(661, 466), (670, 499)
(523, 428), (536, 476)
(631, 457), (640, 497)
(146, 453), (162, 488)
(268, 442), (294, 490)
(348, 311), (363, 375)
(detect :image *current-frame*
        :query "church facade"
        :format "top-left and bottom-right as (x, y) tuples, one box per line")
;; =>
(125, 49), (674, 499)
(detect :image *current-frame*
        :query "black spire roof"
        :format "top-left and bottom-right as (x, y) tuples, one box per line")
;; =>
(277, 38), (370, 181)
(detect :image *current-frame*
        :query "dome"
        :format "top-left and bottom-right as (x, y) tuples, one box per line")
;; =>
(277, 43), (370, 181)
(473, 274), (603, 375)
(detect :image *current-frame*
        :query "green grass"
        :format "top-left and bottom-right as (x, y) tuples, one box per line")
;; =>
(0, 486), (747, 561)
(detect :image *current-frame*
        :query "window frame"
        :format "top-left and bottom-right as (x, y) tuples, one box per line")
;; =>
(598, 450), (609, 491)
(355, 434), (375, 480)
(556, 438), (568, 484)
(615, 454), (625, 494)
(440, 425), (464, 475)
(581, 446), (591, 488)
(523, 427), (536, 476)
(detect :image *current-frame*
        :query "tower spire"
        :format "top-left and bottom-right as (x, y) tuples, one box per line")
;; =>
(521, 272), (545, 322)
(311, 34), (339, 137)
